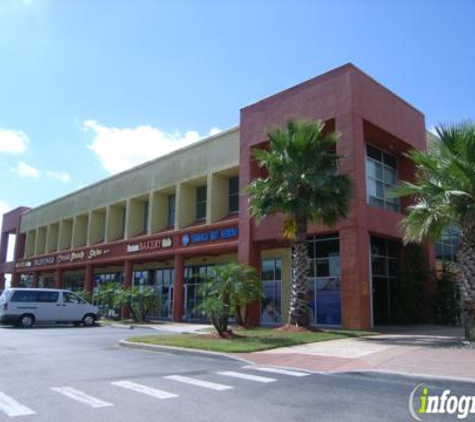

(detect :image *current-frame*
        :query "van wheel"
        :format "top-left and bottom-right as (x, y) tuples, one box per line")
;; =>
(82, 314), (96, 327)
(19, 314), (35, 328)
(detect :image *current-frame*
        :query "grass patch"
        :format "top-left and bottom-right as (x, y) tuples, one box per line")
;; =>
(127, 327), (374, 353)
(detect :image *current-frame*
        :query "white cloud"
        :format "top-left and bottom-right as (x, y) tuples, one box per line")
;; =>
(10, 161), (40, 178)
(84, 120), (222, 174)
(0, 127), (29, 154)
(46, 170), (70, 183)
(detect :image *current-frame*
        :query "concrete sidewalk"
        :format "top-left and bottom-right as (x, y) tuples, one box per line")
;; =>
(234, 325), (475, 382)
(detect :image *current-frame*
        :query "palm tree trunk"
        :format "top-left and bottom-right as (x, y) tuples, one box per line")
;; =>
(458, 227), (475, 342)
(288, 216), (310, 327)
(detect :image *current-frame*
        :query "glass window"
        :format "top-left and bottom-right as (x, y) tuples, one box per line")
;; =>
(370, 236), (401, 325)
(11, 290), (38, 302)
(63, 292), (83, 304)
(435, 226), (459, 262)
(167, 194), (176, 227)
(143, 201), (149, 232)
(228, 176), (239, 213)
(366, 144), (399, 212)
(261, 259), (282, 325)
(306, 235), (341, 326)
(196, 186), (207, 220)
(37, 291), (59, 303)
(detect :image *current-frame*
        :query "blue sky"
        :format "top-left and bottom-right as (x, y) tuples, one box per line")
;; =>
(0, 0), (474, 223)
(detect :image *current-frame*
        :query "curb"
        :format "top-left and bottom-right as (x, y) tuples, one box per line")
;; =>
(118, 339), (254, 365)
(338, 369), (475, 386)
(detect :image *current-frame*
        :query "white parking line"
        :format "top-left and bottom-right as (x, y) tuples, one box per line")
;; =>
(51, 387), (113, 408)
(164, 375), (233, 391)
(0, 391), (36, 417)
(111, 381), (178, 400)
(244, 366), (310, 377)
(217, 371), (276, 383)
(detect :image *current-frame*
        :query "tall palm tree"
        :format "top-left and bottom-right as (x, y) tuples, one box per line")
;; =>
(247, 119), (352, 327)
(392, 121), (475, 341)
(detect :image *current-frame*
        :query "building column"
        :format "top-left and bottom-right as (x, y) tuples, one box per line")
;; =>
(0, 274), (4, 291)
(122, 260), (133, 319)
(54, 268), (63, 289)
(85, 265), (94, 294)
(11, 272), (20, 288)
(32, 272), (39, 288)
(340, 227), (372, 330)
(172, 254), (184, 322)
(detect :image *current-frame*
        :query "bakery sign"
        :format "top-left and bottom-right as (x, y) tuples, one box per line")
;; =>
(126, 237), (173, 254)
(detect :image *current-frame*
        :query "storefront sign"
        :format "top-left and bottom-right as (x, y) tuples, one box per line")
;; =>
(16, 261), (32, 269)
(182, 226), (238, 246)
(32, 256), (55, 267)
(126, 237), (173, 254)
(71, 251), (85, 262)
(88, 248), (110, 259)
(57, 253), (72, 263)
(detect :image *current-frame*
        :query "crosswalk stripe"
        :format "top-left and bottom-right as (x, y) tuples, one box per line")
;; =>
(51, 387), (113, 408)
(111, 381), (178, 400)
(164, 375), (233, 391)
(244, 366), (310, 377)
(217, 371), (276, 383)
(0, 392), (36, 417)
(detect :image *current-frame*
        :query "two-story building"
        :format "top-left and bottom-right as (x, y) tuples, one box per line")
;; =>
(0, 63), (436, 329)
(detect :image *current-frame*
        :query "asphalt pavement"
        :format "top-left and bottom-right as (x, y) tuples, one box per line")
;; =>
(0, 324), (473, 421)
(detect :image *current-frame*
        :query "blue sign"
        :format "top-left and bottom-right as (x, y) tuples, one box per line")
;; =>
(182, 226), (238, 246)
(181, 234), (190, 246)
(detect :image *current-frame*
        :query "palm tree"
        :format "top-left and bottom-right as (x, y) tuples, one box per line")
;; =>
(247, 119), (352, 327)
(198, 263), (260, 336)
(392, 121), (475, 341)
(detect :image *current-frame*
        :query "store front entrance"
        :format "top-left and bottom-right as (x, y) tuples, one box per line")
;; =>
(183, 264), (214, 321)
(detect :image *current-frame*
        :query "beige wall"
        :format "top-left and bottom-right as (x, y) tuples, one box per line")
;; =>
(19, 127), (239, 256)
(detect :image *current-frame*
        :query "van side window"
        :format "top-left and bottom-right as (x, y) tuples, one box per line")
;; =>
(37, 291), (59, 303)
(63, 292), (83, 304)
(10, 290), (38, 302)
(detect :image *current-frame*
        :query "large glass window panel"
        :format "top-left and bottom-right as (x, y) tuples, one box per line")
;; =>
(366, 145), (399, 212)
(260, 259), (282, 325)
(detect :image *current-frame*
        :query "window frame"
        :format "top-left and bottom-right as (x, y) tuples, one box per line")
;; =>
(366, 143), (400, 212)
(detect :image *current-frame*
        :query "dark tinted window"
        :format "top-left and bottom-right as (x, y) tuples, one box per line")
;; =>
(167, 194), (176, 227)
(11, 290), (38, 302)
(37, 291), (59, 303)
(196, 185), (207, 219)
(228, 176), (239, 213)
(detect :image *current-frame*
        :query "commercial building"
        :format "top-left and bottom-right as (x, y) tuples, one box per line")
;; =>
(0, 64), (437, 329)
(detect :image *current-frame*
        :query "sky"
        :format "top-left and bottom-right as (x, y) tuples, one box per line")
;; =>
(0, 0), (474, 228)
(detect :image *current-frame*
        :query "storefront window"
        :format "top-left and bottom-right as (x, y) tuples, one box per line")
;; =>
(261, 258), (282, 325)
(307, 235), (341, 325)
(370, 236), (400, 325)
(183, 264), (214, 321)
(63, 274), (85, 292)
(366, 144), (399, 212)
(153, 268), (174, 320)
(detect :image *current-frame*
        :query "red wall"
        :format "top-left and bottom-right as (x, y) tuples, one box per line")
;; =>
(239, 63), (426, 329)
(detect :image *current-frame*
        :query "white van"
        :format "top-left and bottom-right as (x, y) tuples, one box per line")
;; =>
(0, 288), (100, 328)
